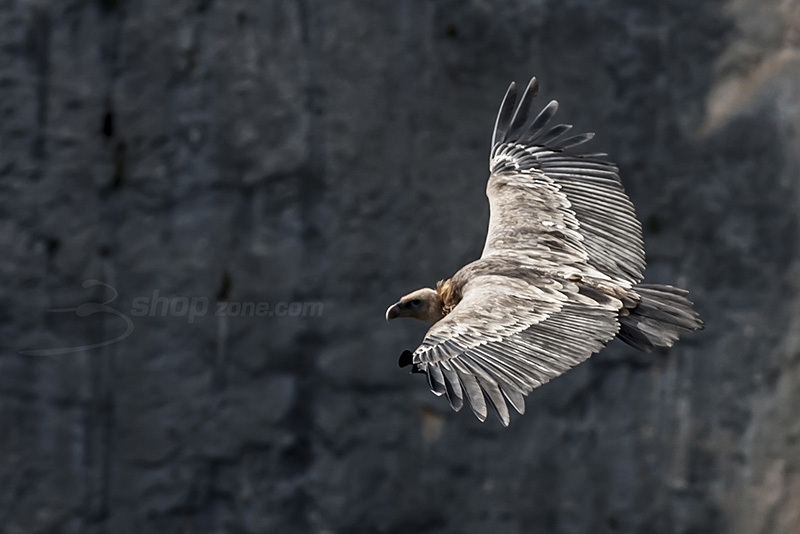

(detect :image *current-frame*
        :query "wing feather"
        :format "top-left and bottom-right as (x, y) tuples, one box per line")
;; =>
(492, 82), (518, 148)
(438, 360), (464, 411)
(476, 374), (510, 426)
(451, 359), (488, 422)
(534, 123), (573, 145)
(505, 78), (540, 141)
(550, 132), (595, 150)
(518, 100), (559, 143)
(499, 383), (526, 415)
(426, 360), (447, 397)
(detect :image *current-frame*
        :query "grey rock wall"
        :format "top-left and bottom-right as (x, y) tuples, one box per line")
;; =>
(2, 0), (800, 533)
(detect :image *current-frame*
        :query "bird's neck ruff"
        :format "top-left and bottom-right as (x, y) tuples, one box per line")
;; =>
(436, 279), (461, 317)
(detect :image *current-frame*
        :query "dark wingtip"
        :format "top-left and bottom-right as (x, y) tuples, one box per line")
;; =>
(505, 77), (541, 142)
(491, 81), (519, 149)
(398, 350), (414, 368)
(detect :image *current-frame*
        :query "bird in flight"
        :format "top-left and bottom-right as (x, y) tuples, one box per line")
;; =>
(386, 77), (703, 426)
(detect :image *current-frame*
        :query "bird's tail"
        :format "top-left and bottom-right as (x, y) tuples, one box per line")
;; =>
(617, 284), (703, 352)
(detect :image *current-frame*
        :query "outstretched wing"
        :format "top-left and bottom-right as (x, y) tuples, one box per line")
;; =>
(406, 273), (622, 426)
(485, 77), (645, 283)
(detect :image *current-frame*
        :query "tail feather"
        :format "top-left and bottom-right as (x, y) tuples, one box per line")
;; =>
(617, 284), (703, 352)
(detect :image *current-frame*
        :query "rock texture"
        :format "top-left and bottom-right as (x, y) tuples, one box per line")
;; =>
(2, 0), (800, 533)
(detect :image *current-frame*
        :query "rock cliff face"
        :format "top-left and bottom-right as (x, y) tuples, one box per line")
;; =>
(2, 1), (799, 533)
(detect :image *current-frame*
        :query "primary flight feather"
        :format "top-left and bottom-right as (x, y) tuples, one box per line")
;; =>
(386, 77), (703, 426)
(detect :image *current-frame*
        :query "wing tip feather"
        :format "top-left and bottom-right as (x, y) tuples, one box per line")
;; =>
(491, 81), (519, 149)
(398, 350), (414, 368)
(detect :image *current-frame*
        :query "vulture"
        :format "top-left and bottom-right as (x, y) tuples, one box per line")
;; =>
(385, 77), (703, 426)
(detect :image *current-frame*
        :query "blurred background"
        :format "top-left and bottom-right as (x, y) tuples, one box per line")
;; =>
(2, 0), (800, 533)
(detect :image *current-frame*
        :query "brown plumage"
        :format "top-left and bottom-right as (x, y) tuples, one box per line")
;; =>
(386, 77), (703, 426)
(436, 279), (461, 315)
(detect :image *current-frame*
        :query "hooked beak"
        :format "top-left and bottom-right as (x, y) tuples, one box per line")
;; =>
(385, 301), (402, 322)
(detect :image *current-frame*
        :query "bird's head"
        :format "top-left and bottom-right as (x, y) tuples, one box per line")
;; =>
(385, 288), (444, 323)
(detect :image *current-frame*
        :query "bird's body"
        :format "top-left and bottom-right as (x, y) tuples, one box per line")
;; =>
(386, 78), (703, 426)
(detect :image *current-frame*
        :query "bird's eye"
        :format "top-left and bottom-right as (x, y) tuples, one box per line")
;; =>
(411, 299), (421, 306)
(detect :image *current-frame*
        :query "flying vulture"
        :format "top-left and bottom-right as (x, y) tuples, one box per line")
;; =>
(386, 77), (703, 426)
